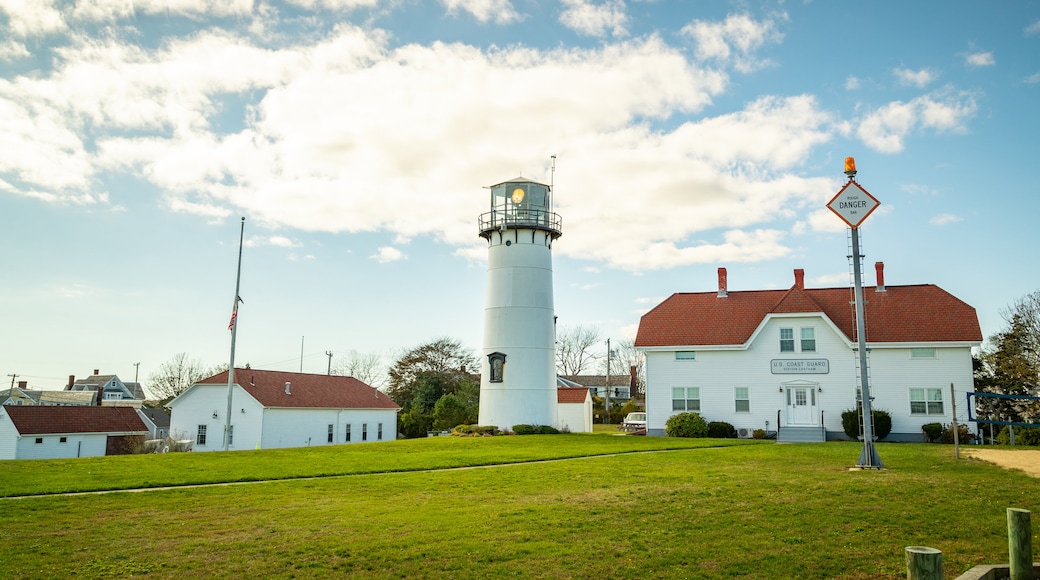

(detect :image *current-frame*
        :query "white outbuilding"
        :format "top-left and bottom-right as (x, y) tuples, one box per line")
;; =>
(167, 369), (400, 451)
(0, 406), (148, 460)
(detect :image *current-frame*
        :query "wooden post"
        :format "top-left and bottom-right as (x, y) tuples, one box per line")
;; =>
(905, 546), (943, 580)
(1007, 508), (1032, 580)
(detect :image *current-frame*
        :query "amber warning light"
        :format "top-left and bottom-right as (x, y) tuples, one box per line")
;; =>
(844, 156), (857, 179)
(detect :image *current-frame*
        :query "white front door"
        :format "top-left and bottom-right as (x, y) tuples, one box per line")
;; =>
(785, 385), (818, 425)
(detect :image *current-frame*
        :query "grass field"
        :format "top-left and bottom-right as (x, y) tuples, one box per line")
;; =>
(1, 436), (1037, 579)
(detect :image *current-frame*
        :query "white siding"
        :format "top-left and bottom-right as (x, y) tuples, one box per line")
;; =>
(168, 384), (265, 451)
(262, 408), (397, 448)
(0, 409), (17, 460)
(557, 400), (592, 433)
(644, 314), (975, 441)
(15, 434), (107, 460)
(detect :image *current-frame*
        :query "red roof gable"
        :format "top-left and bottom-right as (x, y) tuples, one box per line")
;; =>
(196, 369), (400, 410)
(635, 283), (982, 348)
(557, 387), (590, 404)
(4, 406), (147, 435)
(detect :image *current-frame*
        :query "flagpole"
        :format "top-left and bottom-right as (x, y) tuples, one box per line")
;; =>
(224, 217), (245, 452)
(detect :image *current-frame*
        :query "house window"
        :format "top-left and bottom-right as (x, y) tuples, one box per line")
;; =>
(59, 437), (67, 443)
(800, 328), (816, 352)
(104, 391), (121, 400)
(197, 425), (207, 445)
(378, 423), (383, 440)
(488, 352), (506, 383)
(672, 387), (700, 412)
(780, 328), (795, 352)
(675, 351), (696, 361)
(328, 424), (334, 443)
(35, 437), (43, 444)
(735, 387), (750, 413)
(910, 348), (936, 359)
(345, 424), (352, 442)
(362, 423), (368, 441)
(910, 388), (944, 415)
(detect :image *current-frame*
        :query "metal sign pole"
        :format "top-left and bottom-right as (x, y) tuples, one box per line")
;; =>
(852, 226), (883, 468)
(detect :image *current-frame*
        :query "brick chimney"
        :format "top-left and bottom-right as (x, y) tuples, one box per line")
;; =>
(875, 262), (886, 292)
(717, 267), (728, 298)
(17, 380), (27, 389)
(794, 269), (805, 289)
(67, 375), (75, 390)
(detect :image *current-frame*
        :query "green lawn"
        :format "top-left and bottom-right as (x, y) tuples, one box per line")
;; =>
(1, 437), (1036, 579)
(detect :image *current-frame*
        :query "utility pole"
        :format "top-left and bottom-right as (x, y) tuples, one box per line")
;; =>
(605, 338), (612, 421)
(133, 362), (140, 384)
(326, 351), (333, 375)
(7, 374), (17, 389)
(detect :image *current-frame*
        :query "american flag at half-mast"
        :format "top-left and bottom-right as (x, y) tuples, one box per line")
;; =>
(228, 296), (241, 332)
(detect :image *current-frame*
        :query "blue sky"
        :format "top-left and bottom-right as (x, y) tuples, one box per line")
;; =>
(2, 0), (1038, 394)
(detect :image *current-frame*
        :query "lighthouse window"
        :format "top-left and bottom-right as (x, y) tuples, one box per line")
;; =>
(488, 352), (506, 383)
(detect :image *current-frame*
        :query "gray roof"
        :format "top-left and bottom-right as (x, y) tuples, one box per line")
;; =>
(138, 407), (170, 428)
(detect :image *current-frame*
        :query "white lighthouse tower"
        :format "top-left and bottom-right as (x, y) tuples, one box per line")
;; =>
(478, 176), (562, 431)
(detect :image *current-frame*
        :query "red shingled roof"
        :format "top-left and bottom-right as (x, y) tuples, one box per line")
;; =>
(4, 406), (147, 435)
(557, 387), (590, 404)
(635, 283), (982, 348)
(197, 369), (400, 410)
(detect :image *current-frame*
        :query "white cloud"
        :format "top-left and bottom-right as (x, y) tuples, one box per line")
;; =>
(929, 213), (962, 226)
(559, 0), (628, 38)
(1, 16), (851, 273)
(1025, 72), (1040, 85)
(681, 12), (785, 73)
(0, 38), (30, 60)
(244, 235), (302, 248)
(856, 90), (976, 153)
(441, 0), (520, 24)
(1027, 20), (1040, 35)
(964, 51), (995, 68)
(845, 75), (861, 90)
(894, 67), (936, 88)
(371, 246), (405, 263)
(0, 0), (67, 37)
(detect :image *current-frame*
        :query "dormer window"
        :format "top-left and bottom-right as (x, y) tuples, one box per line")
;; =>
(488, 352), (506, 383)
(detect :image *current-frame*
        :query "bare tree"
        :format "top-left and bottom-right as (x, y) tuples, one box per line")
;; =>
(147, 353), (210, 400)
(555, 324), (602, 376)
(601, 338), (646, 397)
(334, 349), (388, 390)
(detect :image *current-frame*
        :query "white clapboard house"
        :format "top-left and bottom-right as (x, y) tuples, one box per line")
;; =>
(635, 264), (982, 442)
(167, 369), (400, 451)
(0, 406), (148, 460)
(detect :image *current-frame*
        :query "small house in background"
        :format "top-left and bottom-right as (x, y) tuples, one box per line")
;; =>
(636, 264), (982, 441)
(0, 406), (148, 460)
(137, 408), (171, 440)
(1, 384), (35, 406)
(556, 382), (593, 432)
(66, 371), (144, 407)
(167, 369), (400, 452)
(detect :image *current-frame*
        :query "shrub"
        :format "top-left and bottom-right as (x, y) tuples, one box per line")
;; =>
(665, 412), (708, 438)
(840, 408), (892, 441)
(752, 429), (767, 440)
(511, 425), (560, 435)
(707, 421), (737, 438)
(940, 423), (976, 444)
(451, 425), (500, 437)
(921, 423), (943, 443)
(995, 425), (1040, 446)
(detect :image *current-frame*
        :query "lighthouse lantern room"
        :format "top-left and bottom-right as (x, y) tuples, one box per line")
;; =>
(478, 176), (562, 431)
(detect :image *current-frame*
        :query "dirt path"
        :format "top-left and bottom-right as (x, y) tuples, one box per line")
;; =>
(964, 449), (1040, 478)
